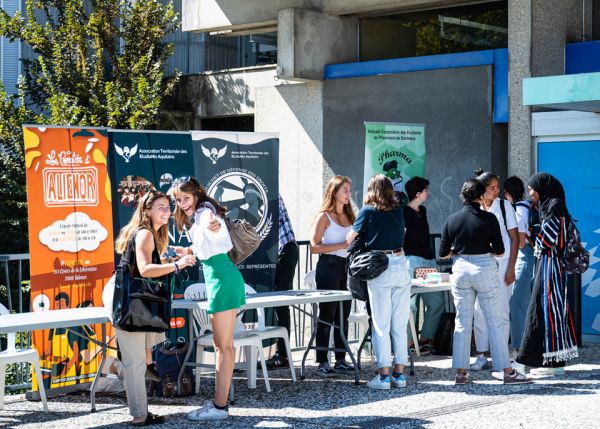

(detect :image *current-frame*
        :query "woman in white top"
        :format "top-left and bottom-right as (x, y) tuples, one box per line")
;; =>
(471, 169), (519, 371)
(171, 177), (245, 422)
(309, 175), (355, 377)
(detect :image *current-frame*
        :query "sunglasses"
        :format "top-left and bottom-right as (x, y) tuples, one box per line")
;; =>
(172, 176), (192, 186)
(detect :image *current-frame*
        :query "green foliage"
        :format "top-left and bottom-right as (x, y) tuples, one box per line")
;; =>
(0, 0), (180, 129)
(0, 0), (180, 257)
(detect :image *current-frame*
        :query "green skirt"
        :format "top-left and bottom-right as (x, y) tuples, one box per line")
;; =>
(202, 253), (246, 314)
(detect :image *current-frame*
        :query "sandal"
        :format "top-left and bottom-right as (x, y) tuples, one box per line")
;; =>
(131, 413), (165, 426)
(455, 373), (472, 385)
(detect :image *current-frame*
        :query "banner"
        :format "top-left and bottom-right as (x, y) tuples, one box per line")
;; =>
(23, 126), (115, 391)
(363, 122), (426, 202)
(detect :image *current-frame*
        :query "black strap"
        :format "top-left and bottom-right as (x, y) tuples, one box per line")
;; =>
(499, 199), (508, 231)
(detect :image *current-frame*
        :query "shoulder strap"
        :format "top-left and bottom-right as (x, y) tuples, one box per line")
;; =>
(499, 199), (508, 231)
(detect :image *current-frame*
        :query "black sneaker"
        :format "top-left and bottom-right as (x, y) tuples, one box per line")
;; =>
(264, 353), (289, 370)
(317, 362), (335, 377)
(333, 359), (355, 374)
(145, 363), (161, 382)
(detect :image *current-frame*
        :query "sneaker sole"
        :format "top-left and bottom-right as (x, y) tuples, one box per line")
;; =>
(367, 384), (391, 390)
(391, 382), (407, 388)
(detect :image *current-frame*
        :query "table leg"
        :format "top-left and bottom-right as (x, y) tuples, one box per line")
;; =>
(337, 301), (359, 385)
(177, 309), (195, 395)
(300, 303), (318, 380)
(90, 324), (107, 413)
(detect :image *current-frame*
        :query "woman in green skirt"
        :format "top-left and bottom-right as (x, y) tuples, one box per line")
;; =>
(171, 176), (245, 421)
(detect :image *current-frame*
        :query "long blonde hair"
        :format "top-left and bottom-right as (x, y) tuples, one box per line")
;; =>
(320, 175), (355, 223)
(171, 176), (227, 232)
(364, 174), (398, 211)
(115, 190), (170, 255)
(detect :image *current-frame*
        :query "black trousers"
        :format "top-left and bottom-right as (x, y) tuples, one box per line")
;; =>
(274, 240), (299, 356)
(315, 254), (351, 363)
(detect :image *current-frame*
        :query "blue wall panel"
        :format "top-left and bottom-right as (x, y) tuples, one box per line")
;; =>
(566, 41), (600, 75)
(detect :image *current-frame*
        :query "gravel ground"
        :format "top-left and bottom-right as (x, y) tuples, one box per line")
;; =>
(2, 343), (599, 428)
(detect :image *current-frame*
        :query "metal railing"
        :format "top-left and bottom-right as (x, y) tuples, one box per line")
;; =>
(0, 253), (32, 391)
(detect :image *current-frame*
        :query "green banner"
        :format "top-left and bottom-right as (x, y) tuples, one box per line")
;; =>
(364, 122), (426, 202)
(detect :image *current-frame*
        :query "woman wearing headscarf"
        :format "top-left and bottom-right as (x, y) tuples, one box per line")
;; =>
(515, 173), (578, 377)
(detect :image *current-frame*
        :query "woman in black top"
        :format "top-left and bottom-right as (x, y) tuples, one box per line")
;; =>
(440, 180), (530, 385)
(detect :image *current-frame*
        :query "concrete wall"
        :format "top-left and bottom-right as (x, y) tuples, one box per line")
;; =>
(162, 65), (277, 123)
(322, 65), (499, 234)
(278, 8), (358, 80)
(255, 81), (324, 240)
(183, 0), (489, 33)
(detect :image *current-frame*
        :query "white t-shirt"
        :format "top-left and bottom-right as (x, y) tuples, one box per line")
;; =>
(515, 201), (530, 236)
(190, 204), (233, 260)
(483, 198), (517, 260)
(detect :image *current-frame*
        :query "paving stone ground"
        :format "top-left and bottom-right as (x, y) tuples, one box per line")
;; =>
(1, 343), (599, 428)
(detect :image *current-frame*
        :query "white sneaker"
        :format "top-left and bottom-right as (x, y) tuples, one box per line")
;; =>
(187, 401), (229, 421)
(367, 374), (391, 390)
(529, 367), (565, 378)
(470, 355), (490, 371)
(512, 361), (526, 375)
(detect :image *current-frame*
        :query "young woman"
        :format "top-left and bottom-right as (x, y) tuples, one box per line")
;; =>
(403, 176), (444, 354)
(504, 176), (535, 362)
(516, 173), (578, 376)
(347, 175), (410, 390)
(114, 190), (197, 426)
(171, 176), (245, 421)
(471, 170), (519, 371)
(439, 180), (530, 384)
(309, 175), (355, 377)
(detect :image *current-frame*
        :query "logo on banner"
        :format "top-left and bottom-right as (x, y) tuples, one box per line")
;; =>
(201, 145), (227, 164)
(207, 169), (272, 239)
(114, 143), (139, 163)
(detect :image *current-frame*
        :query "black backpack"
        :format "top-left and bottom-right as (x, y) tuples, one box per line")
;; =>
(561, 217), (589, 274)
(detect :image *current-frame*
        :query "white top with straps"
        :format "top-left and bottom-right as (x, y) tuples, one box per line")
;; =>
(321, 212), (352, 258)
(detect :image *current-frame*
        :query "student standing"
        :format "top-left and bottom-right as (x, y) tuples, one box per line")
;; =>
(516, 173), (578, 376)
(403, 176), (444, 353)
(310, 175), (355, 376)
(347, 175), (411, 390)
(114, 190), (196, 426)
(471, 170), (519, 371)
(171, 177), (245, 421)
(503, 176), (535, 362)
(439, 180), (531, 384)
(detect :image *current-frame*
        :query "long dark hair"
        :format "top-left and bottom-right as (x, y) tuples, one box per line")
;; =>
(171, 177), (227, 232)
(364, 174), (399, 211)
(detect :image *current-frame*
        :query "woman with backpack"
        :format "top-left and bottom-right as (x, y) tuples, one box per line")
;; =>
(503, 176), (536, 364)
(515, 173), (579, 376)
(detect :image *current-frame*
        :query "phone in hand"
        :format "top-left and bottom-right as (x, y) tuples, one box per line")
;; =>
(162, 246), (178, 262)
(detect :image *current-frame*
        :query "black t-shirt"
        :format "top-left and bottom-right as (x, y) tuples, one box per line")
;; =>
(403, 205), (434, 260)
(439, 205), (504, 257)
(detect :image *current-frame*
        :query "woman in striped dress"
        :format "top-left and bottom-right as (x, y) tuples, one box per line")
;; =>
(516, 173), (578, 376)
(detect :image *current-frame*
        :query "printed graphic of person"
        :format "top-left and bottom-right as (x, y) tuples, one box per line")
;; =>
(383, 160), (408, 206)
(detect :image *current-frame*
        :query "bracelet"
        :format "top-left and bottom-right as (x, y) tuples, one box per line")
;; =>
(173, 262), (180, 274)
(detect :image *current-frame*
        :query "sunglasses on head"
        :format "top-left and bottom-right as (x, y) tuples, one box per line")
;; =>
(173, 176), (192, 186)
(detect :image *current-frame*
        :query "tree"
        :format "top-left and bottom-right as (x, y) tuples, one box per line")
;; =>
(0, 0), (180, 256)
(1, 0), (180, 129)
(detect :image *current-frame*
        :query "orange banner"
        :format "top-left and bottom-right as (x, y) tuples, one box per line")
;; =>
(24, 126), (115, 390)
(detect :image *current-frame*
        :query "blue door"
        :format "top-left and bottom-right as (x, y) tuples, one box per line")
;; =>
(538, 140), (600, 340)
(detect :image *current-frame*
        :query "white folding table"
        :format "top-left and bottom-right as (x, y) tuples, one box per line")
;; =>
(172, 289), (358, 393)
(0, 307), (111, 412)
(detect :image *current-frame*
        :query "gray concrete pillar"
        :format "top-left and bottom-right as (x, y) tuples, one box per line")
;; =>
(278, 8), (358, 81)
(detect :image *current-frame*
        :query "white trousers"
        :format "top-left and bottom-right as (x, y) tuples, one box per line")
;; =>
(367, 254), (412, 368)
(473, 257), (512, 352)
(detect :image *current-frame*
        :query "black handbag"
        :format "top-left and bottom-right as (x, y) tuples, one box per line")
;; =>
(112, 231), (172, 332)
